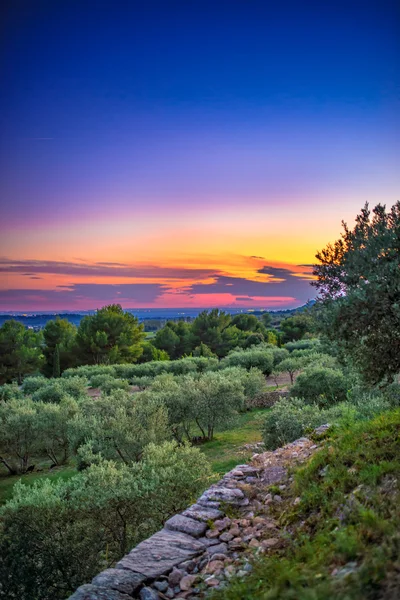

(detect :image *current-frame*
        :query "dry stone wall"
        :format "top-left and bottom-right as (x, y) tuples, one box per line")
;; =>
(68, 435), (320, 600)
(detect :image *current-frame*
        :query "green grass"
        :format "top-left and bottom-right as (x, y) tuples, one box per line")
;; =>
(199, 409), (267, 477)
(0, 465), (76, 505)
(212, 408), (400, 600)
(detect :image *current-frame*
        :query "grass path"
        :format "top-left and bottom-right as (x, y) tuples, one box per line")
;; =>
(199, 408), (267, 477)
(0, 408), (269, 504)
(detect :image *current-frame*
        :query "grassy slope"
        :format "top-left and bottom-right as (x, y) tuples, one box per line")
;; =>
(199, 409), (267, 477)
(0, 408), (269, 504)
(213, 409), (400, 600)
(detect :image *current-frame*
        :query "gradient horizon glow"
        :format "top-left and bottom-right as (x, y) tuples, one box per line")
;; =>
(0, 1), (399, 311)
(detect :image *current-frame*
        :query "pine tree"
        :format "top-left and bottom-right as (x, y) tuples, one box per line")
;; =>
(53, 344), (61, 378)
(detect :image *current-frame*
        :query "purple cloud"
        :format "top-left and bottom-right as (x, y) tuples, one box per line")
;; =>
(189, 267), (315, 304)
(0, 259), (218, 280)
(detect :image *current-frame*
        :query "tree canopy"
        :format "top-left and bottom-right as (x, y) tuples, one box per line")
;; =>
(75, 304), (145, 365)
(313, 202), (400, 384)
(0, 320), (43, 384)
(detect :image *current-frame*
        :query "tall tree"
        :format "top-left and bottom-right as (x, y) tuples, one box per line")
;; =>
(42, 318), (77, 376)
(280, 313), (313, 342)
(154, 325), (180, 358)
(191, 309), (236, 356)
(313, 202), (400, 384)
(75, 304), (145, 365)
(0, 320), (43, 384)
(52, 345), (61, 378)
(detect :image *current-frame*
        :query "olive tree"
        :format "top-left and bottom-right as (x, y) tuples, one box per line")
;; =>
(68, 389), (170, 464)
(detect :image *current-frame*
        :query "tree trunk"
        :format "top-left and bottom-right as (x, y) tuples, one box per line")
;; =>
(195, 418), (206, 440)
(0, 457), (17, 475)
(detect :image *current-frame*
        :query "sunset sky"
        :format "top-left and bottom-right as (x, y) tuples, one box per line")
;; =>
(0, 1), (399, 311)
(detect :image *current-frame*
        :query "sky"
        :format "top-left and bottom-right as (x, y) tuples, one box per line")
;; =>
(0, 0), (399, 311)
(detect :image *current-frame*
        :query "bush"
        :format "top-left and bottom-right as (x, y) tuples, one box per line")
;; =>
(31, 377), (88, 403)
(284, 339), (321, 353)
(21, 375), (48, 395)
(290, 366), (349, 407)
(0, 442), (211, 600)
(220, 348), (274, 375)
(262, 397), (346, 450)
(0, 382), (23, 402)
(219, 366), (266, 405)
(89, 374), (130, 394)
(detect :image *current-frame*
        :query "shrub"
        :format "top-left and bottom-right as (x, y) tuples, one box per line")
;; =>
(271, 347), (290, 366)
(290, 366), (349, 407)
(262, 397), (345, 450)
(21, 375), (48, 395)
(0, 382), (23, 402)
(89, 373), (130, 394)
(219, 366), (266, 405)
(284, 339), (321, 353)
(31, 377), (88, 403)
(220, 348), (274, 375)
(0, 442), (211, 600)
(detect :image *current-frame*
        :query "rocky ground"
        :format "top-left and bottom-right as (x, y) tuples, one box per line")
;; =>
(71, 432), (326, 600)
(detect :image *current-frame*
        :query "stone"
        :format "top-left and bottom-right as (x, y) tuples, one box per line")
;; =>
(116, 529), (205, 579)
(180, 574), (197, 591)
(261, 466), (287, 485)
(153, 580), (169, 592)
(165, 514), (207, 538)
(261, 538), (280, 549)
(210, 553), (228, 562)
(198, 536), (220, 547)
(168, 568), (185, 587)
(273, 495), (283, 503)
(224, 565), (236, 578)
(314, 423), (331, 436)
(92, 568), (145, 596)
(198, 487), (246, 506)
(213, 517), (232, 531)
(164, 588), (175, 599)
(237, 570), (248, 578)
(182, 504), (223, 522)
(206, 561), (224, 576)
(206, 542), (228, 555)
(229, 537), (244, 550)
(197, 497), (221, 509)
(230, 469), (244, 477)
(206, 528), (221, 539)
(179, 559), (196, 573)
(68, 585), (131, 600)
(219, 531), (233, 542)
(139, 588), (159, 600)
(205, 577), (220, 587)
(249, 538), (260, 548)
(229, 526), (240, 537)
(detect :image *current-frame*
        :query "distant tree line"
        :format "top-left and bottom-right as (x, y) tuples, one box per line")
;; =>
(0, 303), (314, 384)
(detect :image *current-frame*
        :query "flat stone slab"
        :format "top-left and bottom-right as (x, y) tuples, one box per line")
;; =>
(68, 584), (132, 600)
(92, 568), (145, 596)
(165, 514), (207, 538)
(182, 503), (223, 522)
(199, 486), (247, 506)
(261, 466), (287, 484)
(116, 528), (205, 579)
